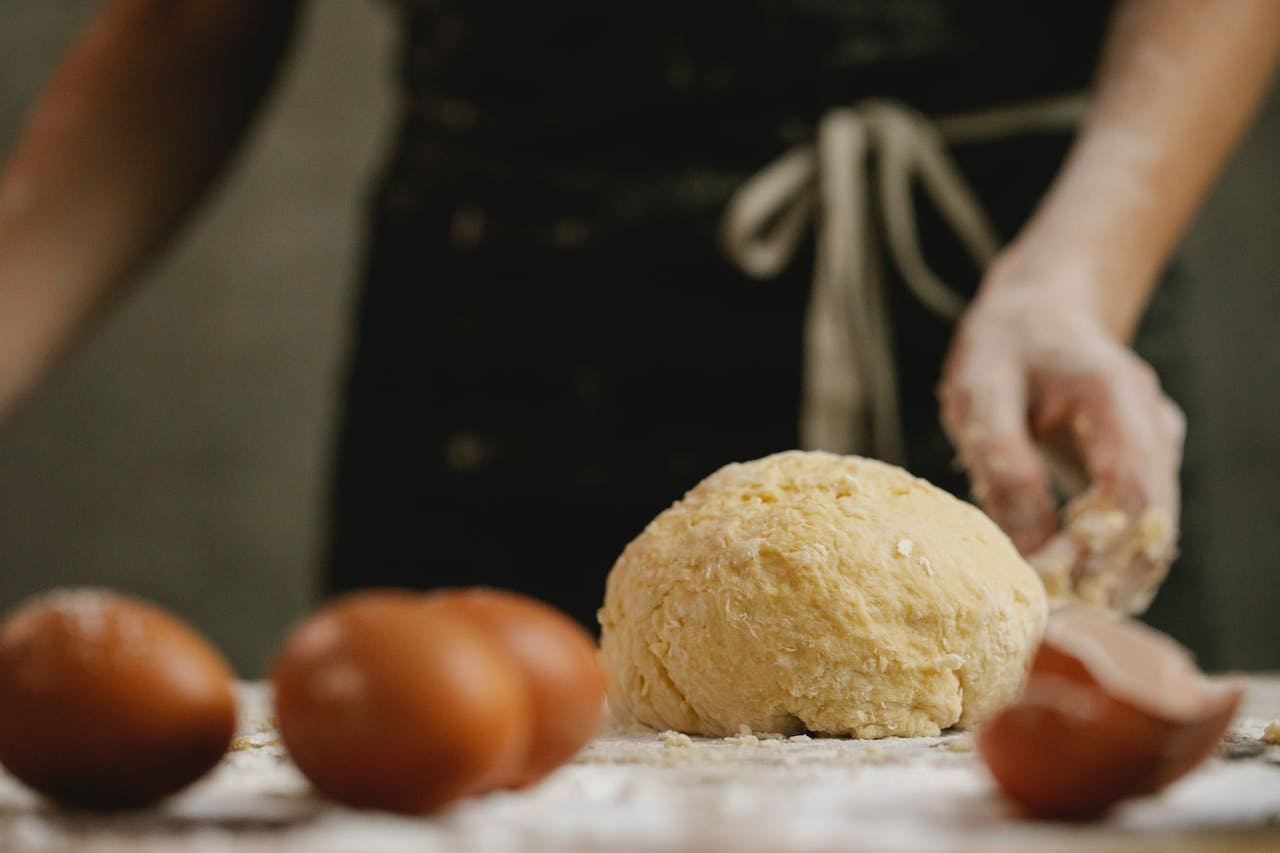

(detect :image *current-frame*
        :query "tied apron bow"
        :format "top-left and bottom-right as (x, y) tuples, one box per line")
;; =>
(720, 95), (1088, 462)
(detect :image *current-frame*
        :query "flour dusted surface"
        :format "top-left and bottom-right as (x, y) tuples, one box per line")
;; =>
(2, 681), (1277, 852)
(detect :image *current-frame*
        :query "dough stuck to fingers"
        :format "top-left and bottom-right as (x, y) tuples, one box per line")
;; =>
(1032, 493), (1177, 614)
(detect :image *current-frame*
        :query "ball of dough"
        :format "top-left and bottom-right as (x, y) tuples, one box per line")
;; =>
(598, 451), (1047, 738)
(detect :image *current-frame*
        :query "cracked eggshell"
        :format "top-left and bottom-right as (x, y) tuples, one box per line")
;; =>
(978, 606), (1242, 819)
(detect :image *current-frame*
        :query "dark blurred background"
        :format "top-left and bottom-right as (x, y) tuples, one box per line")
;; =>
(0, 1), (1276, 676)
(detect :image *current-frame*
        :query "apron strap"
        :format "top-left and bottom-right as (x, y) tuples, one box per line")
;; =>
(720, 94), (1089, 461)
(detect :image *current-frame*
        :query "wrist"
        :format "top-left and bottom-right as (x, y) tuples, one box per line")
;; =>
(977, 233), (1155, 342)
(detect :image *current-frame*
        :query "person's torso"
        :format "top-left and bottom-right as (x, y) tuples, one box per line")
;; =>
(390, 0), (1110, 161)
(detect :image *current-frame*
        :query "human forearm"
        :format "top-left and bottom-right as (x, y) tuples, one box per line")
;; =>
(987, 0), (1280, 340)
(940, 0), (1280, 609)
(0, 0), (301, 418)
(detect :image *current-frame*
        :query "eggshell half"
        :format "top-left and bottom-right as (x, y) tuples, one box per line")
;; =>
(978, 606), (1242, 819)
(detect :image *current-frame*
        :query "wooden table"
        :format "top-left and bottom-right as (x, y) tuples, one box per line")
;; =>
(1, 678), (1278, 852)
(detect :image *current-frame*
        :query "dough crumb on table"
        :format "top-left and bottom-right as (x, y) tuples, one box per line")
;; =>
(659, 731), (692, 749)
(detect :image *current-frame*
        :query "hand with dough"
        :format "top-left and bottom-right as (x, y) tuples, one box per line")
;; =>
(939, 0), (1280, 612)
(939, 260), (1183, 613)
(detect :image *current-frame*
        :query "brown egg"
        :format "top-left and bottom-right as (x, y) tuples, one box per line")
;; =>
(0, 588), (237, 809)
(978, 605), (1242, 819)
(426, 588), (606, 787)
(272, 590), (533, 814)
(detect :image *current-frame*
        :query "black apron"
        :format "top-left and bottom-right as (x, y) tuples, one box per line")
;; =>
(325, 0), (1215, 662)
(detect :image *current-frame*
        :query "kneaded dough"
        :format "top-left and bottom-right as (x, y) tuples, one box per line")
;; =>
(598, 451), (1047, 738)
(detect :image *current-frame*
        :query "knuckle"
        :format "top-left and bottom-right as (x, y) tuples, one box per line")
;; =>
(935, 379), (964, 414)
(1133, 360), (1161, 390)
(1160, 398), (1187, 443)
(1068, 374), (1112, 408)
(984, 457), (1045, 497)
(937, 386), (982, 444)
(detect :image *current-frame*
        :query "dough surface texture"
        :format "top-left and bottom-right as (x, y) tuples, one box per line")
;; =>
(598, 451), (1047, 738)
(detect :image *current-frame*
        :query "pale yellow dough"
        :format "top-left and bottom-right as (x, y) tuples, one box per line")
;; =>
(598, 451), (1047, 738)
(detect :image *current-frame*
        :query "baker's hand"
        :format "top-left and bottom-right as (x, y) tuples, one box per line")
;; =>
(937, 259), (1184, 614)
